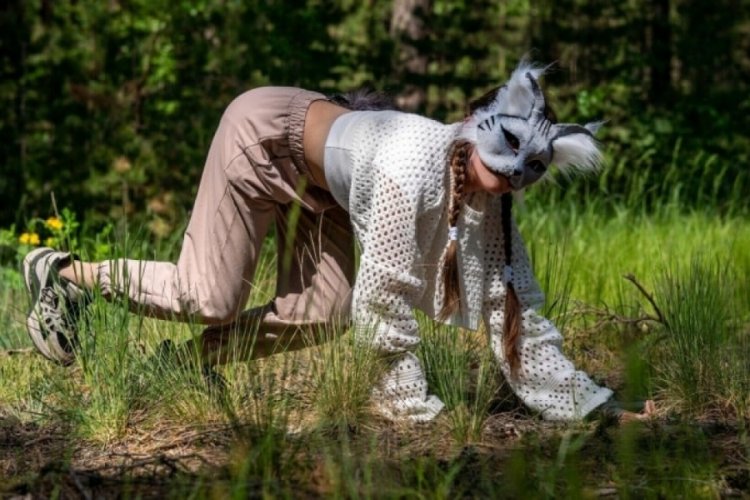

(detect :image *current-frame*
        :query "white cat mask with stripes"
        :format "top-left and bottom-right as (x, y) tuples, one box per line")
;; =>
(459, 64), (603, 190)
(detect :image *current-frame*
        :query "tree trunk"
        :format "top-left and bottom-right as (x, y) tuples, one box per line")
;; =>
(649, 0), (672, 103)
(390, 0), (430, 111)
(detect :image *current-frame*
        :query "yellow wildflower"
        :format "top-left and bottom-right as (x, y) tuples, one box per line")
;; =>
(19, 232), (41, 246)
(45, 216), (64, 231)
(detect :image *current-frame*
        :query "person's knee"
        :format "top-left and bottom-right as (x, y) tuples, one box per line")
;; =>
(322, 288), (353, 324)
(175, 267), (248, 325)
(273, 285), (353, 326)
(324, 295), (352, 327)
(199, 298), (244, 325)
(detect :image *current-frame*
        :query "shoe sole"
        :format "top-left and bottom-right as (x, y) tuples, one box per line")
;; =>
(23, 248), (57, 361)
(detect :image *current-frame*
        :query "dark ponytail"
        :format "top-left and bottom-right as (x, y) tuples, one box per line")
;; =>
(328, 89), (397, 111)
(438, 140), (472, 320)
(501, 193), (522, 379)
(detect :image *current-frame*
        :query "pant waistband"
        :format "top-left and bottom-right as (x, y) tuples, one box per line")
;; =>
(287, 88), (327, 185)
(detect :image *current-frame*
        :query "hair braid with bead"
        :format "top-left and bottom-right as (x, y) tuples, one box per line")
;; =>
(438, 139), (472, 320)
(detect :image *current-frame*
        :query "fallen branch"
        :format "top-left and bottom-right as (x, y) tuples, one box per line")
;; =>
(78, 451), (213, 477)
(69, 468), (93, 500)
(24, 434), (61, 447)
(623, 273), (668, 327)
(568, 301), (658, 335)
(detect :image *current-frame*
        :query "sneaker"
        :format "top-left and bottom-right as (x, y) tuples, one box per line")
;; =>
(23, 247), (89, 365)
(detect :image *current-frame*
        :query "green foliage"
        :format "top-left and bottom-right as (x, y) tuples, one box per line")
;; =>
(1, 199), (749, 495)
(0, 207), (114, 271)
(3, 0), (749, 236)
(418, 316), (502, 444)
(1, 0), (350, 231)
(310, 327), (382, 430)
(651, 254), (750, 417)
(1, 1), (750, 494)
(503, 424), (725, 498)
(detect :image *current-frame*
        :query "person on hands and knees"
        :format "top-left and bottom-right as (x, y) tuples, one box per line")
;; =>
(24, 62), (654, 423)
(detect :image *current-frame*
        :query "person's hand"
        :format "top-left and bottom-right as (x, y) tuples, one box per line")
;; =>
(617, 399), (656, 424)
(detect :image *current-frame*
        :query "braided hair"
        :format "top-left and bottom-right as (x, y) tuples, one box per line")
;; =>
(438, 82), (562, 378)
(438, 140), (525, 379)
(437, 154), (523, 378)
(438, 139), (471, 320)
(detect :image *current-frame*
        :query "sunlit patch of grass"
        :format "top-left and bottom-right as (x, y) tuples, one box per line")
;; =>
(418, 316), (501, 445)
(0, 268), (77, 424)
(521, 199), (750, 310)
(0, 354), (64, 423)
(309, 325), (382, 430)
(521, 201), (750, 407)
(2, 189), (750, 495)
(54, 287), (142, 443)
(651, 254), (750, 418)
(0, 268), (28, 352)
(133, 335), (227, 427)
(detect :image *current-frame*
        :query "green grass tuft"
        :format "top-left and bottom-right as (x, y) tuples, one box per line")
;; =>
(651, 254), (750, 417)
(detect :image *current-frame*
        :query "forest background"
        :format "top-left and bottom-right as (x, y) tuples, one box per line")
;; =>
(2, 1), (750, 495)
(2, 0), (749, 231)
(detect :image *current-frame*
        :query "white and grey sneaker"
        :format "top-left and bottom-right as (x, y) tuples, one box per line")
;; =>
(23, 247), (90, 365)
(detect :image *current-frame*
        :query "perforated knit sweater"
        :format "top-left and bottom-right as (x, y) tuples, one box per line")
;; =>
(324, 111), (613, 422)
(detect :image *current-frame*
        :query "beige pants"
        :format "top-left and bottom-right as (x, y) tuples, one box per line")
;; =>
(99, 87), (355, 362)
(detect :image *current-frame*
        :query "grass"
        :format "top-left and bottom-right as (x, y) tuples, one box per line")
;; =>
(1, 190), (749, 496)
(652, 255), (750, 417)
(310, 324), (382, 430)
(521, 198), (750, 390)
(418, 315), (502, 444)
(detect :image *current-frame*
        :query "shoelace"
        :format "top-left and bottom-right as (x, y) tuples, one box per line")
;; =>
(39, 285), (86, 347)
(39, 287), (71, 339)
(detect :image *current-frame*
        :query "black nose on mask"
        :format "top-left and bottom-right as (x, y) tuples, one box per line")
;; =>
(510, 162), (548, 190)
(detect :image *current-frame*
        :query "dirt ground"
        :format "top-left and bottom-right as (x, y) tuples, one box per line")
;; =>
(2, 411), (748, 498)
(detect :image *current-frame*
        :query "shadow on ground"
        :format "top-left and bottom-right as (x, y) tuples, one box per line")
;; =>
(2, 413), (748, 498)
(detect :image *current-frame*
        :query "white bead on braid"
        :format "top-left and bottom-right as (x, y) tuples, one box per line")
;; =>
(448, 226), (458, 241)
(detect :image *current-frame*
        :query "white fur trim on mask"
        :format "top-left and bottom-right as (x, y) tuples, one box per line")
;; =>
(551, 132), (603, 175)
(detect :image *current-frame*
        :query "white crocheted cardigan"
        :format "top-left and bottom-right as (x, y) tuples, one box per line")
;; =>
(328, 110), (613, 422)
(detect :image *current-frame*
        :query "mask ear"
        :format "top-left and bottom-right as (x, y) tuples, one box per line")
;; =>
(550, 123), (603, 174)
(490, 62), (546, 116)
(584, 120), (605, 135)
